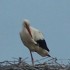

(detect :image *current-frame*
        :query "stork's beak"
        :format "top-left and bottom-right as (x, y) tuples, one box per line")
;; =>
(25, 23), (32, 37)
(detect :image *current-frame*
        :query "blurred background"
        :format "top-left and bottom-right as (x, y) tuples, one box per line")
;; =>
(0, 0), (70, 64)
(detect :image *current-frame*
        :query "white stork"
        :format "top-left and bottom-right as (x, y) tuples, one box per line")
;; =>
(20, 19), (50, 65)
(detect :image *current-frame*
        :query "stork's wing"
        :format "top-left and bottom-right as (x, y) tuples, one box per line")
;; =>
(30, 27), (50, 52)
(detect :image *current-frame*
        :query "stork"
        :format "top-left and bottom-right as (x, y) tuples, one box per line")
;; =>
(20, 19), (51, 65)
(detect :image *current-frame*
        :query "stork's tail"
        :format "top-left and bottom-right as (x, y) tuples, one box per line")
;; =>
(48, 54), (56, 60)
(47, 54), (51, 57)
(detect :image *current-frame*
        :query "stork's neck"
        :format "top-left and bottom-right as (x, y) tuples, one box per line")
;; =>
(24, 26), (32, 37)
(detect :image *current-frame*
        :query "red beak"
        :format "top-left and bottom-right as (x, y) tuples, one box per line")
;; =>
(26, 24), (32, 37)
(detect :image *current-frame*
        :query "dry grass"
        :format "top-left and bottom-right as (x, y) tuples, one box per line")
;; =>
(0, 57), (70, 70)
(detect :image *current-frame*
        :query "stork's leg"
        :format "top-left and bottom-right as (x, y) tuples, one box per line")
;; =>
(30, 50), (34, 65)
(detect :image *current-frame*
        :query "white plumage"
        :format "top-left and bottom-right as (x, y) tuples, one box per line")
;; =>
(20, 19), (50, 65)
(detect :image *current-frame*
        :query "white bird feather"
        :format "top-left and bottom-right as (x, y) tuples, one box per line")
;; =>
(20, 19), (50, 57)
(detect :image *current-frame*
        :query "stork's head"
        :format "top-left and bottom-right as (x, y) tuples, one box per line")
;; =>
(23, 19), (32, 37)
(23, 19), (30, 27)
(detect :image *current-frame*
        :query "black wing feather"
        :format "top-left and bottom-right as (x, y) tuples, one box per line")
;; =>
(36, 39), (50, 52)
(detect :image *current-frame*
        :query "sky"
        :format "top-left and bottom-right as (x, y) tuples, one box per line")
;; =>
(0, 0), (70, 64)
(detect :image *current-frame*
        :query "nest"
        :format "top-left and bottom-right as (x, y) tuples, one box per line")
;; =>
(0, 57), (70, 70)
